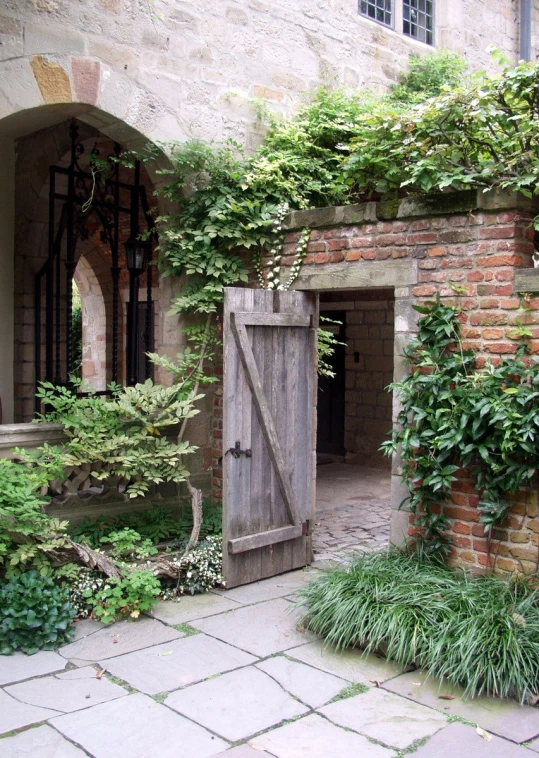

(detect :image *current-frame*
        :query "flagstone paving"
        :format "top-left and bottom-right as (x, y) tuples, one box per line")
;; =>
(1, 567), (539, 757)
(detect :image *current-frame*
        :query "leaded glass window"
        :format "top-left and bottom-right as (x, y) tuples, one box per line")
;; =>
(359, 0), (393, 28)
(403, 0), (434, 45)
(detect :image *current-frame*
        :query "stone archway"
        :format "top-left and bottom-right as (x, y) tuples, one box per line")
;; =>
(0, 61), (188, 421)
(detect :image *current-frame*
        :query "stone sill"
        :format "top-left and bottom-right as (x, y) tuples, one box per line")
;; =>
(0, 422), (66, 454)
(514, 268), (539, 293)
(284, 189), (539, 231)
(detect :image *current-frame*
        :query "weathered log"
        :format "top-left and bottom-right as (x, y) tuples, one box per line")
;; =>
(42, 539), (122, 579)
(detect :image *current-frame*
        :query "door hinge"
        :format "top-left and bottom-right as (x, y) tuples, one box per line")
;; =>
(302, 519), (311, 536)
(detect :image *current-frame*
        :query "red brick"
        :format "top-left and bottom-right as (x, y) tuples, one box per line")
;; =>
(328, 251), (344, 263)
(361, 250), (376, 260)
(495, 269), (514, 282)
(497, 212), (519, 223)
(482, 328), (504, 340)
(348, 236), (374, 247)
(407, 232), (438, 245)
(307, 242), (326, 253)
(346, 250), (361, 261)
(327, 239), (348, 251)
(427, 245), (447, 257)
(410, 220), (430, 231)
(443, 505), (480, 521)
(453, 521), (472, 535)
(467, 271), (484, 282)
(412, 285), (437, 297)
(375, 233), (406, 247)
(315, 253), (329, 264)
(477, 284), (513, 296)
(478, 227), (515, 240)
(484, 342), (518, 354)
(476, 254), (525, 267)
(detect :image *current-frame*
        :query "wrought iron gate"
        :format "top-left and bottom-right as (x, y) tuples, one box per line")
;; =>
(34, 120), (155, 411)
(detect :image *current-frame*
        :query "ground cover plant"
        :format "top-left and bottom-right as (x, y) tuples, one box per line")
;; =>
(297, 550), (539, 703)
(0, 571), (75, 654)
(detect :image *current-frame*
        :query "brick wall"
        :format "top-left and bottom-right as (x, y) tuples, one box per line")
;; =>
(275, 190), (539, 575)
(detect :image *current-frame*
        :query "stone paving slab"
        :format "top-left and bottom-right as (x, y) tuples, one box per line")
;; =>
(213, 747), (272, 757)
(5, 665), (127, 713)
(150, 594), (241, 625)
(249, 712), (394, 757)
(51, 692), (227, 758)
(0, 650), (67, 686)
(384, 670), (539, 743)
(288, 640), (403, 684)
(529, 737), (539, 754)
(413, 722), (534, 757)
(191, 598), (314, 657)
(213, 748), (272, 757)
(256, 655), (347, 708)
(320, 686), (447, 749)
(71, 618), (105, 641)
(215, 570), (316, 605)
(166, 666), (308, 742)
(0, 723), (88, 757)
(58, 617), (182, 662)
(0, 689), (60, 735)
(102, 634), (256, 695)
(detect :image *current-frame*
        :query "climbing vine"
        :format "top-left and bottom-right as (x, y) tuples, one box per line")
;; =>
(382, 299), (539, 557)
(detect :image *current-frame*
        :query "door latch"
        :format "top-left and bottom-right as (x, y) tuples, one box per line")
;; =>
(225, 440), (252, 459)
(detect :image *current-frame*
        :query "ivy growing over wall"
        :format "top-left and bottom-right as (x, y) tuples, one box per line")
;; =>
(382, 299), (539, 558)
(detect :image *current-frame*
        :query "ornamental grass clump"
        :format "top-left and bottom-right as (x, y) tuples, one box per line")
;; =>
(296, 551), (539, 703)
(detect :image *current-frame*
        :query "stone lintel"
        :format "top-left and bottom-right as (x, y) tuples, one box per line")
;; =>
(288, 259), (417, 291)
(283, 190), (539, 231)
(514, 268), (539, 293)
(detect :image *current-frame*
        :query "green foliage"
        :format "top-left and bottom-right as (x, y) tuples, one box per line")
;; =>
(390, 50), (468, 105)
(101, 528), (158, 561)
(84, 569), (161, 623)
(68, 502), (222, 550)
(0, 571), (75, 654)
(318, 317), (346, 379)
(71, 282), (82, 380)
(37, 378), (200, 499)
(68, 570), (108, 619)
(297, 551), (539, 702)
(382, 298), (539, 556)
(345, 54), (539, 201)
(0, 449), (70, 577)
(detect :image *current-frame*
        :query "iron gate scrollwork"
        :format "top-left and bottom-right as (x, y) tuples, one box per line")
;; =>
(34, 120), (156, 412)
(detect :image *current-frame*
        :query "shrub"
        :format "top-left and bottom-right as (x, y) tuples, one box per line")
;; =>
(85, 569), (161, 624)
(68, 570), (109, 619)
(297, 551), (539, 702)
(0, 571), (75, 655)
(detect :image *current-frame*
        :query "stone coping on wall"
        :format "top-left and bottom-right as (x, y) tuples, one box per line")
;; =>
(514, 268), (539, 292)
(283, 189), (539, 231)
(0, 422), (65, 454)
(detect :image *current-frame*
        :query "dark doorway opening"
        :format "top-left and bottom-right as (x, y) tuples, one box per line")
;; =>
(314, 288), (395, 562)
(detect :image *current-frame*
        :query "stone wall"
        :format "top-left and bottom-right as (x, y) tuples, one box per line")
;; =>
(1, 1), (537, 155)
(275, 189), (539, 575)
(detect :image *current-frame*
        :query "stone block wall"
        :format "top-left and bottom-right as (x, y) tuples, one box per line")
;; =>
(1, 1), (537, 157)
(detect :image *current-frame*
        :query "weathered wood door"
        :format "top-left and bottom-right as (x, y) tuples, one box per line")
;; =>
(223, 287), (318, 588)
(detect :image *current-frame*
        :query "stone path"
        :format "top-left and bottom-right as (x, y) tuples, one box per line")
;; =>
(314, 462), (392, 561)
(2, 569), (539, 757)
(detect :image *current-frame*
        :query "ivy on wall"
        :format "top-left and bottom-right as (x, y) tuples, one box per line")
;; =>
(382, 299), (539, 557)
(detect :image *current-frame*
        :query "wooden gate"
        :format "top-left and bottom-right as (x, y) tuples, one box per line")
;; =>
(223, 287), (318, 588)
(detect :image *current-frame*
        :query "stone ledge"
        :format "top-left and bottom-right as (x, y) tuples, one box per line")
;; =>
(514, 268), (539, 292)
(0, 422), (65, 454)
(284, 190), (539, 230)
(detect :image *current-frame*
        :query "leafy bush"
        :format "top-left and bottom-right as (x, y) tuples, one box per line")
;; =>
(390, 50), (468, 104)
(382, 298), (539, 554)
(297, 551), (539, 702)
(68, 502), (222, 550)
(84, 569), (161, 624)
(0, 571), (75, 654)
(0, 450), (69, 577)
(101, 529), (157, 562)
(161, 535), (224, 597)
